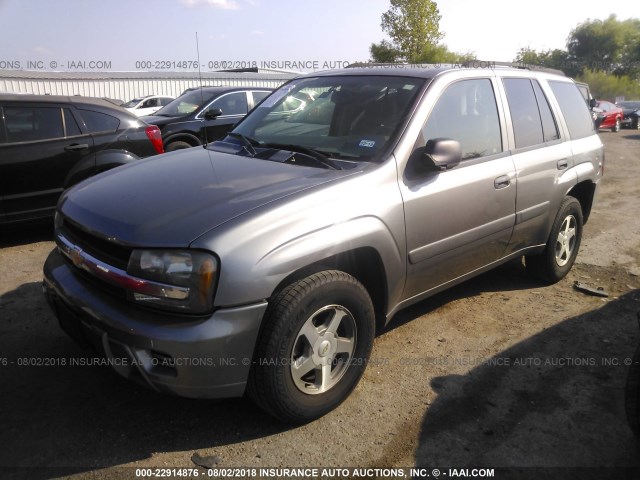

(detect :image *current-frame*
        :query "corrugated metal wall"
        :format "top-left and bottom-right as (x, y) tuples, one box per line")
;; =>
(0, 72), (295, 101)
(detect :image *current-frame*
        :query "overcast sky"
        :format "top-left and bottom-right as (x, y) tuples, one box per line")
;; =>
(0, 0), (637, 72)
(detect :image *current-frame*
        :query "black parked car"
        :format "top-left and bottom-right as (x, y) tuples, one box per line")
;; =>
(0, 94), (164, 226)
(142, 86), (272, 151)
(618, 100), (640, 129)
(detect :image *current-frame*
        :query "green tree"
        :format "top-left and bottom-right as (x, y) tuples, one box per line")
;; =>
(514, 47), (577, 76)
(369, 40), (402, 63)
(415, 44), (475, 64)
(567, 15), (640, 78)
(577, 69), (640, 100)
(369, 0), (473, 64)
(379, 0), (443, 63)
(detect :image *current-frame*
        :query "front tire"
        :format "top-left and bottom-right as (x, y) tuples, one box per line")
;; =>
(526, 196), (583, 284)
(248, 270), (375, 423)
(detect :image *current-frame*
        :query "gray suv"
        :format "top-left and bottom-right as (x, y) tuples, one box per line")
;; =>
(43, 65), (603, 423)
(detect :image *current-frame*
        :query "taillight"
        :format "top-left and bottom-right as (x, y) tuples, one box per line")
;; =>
(145, 125), (164, 154)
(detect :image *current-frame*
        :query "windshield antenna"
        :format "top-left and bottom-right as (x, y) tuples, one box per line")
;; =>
(196, 32), (208, 148)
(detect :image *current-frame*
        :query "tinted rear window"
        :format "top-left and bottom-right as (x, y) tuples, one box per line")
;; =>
(64, 109), (82, 137)
(79, 109), (120, 133)
(548, 81), (595, 140)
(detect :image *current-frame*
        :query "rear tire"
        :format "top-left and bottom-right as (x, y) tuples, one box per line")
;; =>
(166, 141), (193, 152)
(526, 196), (583, 284)
(248, 270), (375, 423)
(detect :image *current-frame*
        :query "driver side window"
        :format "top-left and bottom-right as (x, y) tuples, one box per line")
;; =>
(422, 79), (502, 160)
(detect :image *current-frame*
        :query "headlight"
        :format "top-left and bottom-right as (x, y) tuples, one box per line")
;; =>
(127, 249), (218, 314)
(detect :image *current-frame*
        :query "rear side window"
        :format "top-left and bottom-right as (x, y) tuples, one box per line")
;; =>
(548, 81), (595, 140)
(532, 81), (559, 142)
(422, 78), (502, 160)
(80, 109), (120, 133)
(3, 106), (64, 143)
(503, 78), (544, 149)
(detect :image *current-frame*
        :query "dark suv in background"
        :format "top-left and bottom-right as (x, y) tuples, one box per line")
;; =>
(0, 94), (164, 226)
(142, 86), (272, 151)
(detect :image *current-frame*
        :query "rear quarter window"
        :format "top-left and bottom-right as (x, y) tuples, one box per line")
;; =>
(79, 109), (120, 133)
(548, 81), (595, 140)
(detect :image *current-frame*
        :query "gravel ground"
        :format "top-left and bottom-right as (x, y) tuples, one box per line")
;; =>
(0, 129), (639, 480)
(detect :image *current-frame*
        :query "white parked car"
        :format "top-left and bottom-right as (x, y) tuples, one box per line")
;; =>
(123, 95), (174, 117)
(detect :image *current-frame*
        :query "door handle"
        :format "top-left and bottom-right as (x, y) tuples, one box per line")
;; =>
(494, 175), (510, 189)
(65, 143), (89, 151)
(557, 159), (569, 170)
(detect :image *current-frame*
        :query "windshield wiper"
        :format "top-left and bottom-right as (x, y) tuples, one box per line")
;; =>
(226, 132), (258, 156)
(262, 142), (341, 170)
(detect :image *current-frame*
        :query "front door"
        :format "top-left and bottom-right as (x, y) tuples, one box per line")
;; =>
(399, 78), (516, 299)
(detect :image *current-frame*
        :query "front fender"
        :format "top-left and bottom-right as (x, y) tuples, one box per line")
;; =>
(211, 215), (405, 312)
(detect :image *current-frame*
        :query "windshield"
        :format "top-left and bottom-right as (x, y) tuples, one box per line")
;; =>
(122, 98), (143, 108)
(232, 75), (426, 162)
(154, 90), (216, 117)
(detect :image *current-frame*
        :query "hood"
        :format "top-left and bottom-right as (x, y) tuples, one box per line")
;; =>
(58, 148), (357, 247)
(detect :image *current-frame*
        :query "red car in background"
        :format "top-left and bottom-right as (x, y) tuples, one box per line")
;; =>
(593, 100), (624, 132)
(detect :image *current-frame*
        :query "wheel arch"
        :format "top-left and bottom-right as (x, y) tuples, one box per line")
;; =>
(64, 149), (139, 188)
(164, 132), (202, 148)
(267, 247), (389, 333)
(567, 180), (597, 224)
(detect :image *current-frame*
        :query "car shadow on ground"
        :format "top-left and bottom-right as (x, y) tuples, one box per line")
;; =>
(0, 260), (536, 478)
(413, 289), (640, 479)
(0, 282), (287, 479)
(2, 265), (637, 478)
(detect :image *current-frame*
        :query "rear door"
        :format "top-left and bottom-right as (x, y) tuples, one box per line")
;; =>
(399, 77), (517, 297)
(499, 76), (575, 252)
(0, 102), (95, 223)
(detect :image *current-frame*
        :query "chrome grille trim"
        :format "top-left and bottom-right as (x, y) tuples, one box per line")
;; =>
(56, 232), (190, 301)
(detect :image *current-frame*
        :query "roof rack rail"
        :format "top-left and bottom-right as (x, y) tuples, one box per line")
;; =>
(462, 60), (566, 76)
(346, 61), (566, 76)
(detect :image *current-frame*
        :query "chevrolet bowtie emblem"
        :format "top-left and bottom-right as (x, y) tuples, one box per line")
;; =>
(69, 246), (84, 267)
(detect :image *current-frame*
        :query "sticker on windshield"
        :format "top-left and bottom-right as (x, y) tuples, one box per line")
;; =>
(359, 140), (376, 148)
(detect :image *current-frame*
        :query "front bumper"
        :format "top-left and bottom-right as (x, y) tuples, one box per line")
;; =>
(43, 247), (268, 399)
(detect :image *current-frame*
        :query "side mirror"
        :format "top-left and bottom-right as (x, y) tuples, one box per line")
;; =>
(589, 98), (597, 109)
(204, 108), (223, 120)
(423, 138), (462, 171)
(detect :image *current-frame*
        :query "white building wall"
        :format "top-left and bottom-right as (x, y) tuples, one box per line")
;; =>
(0, 72), (295, 101)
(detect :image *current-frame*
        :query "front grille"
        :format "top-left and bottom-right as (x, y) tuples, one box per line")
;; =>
(61, 218), (132, 270)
